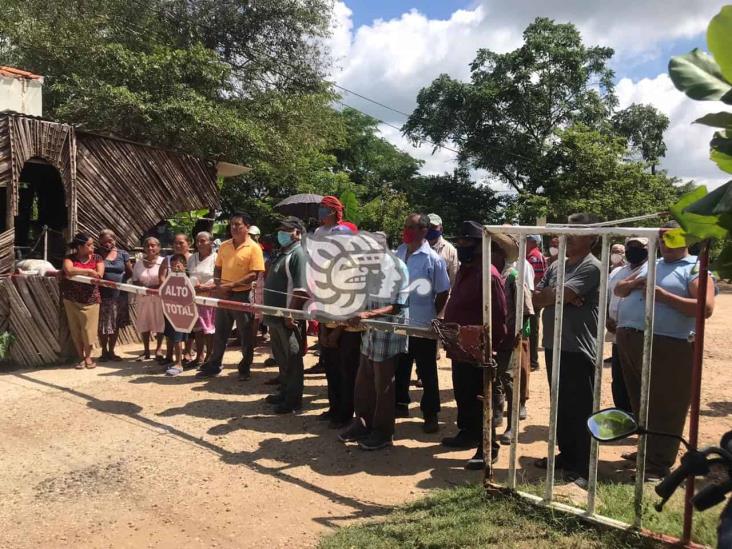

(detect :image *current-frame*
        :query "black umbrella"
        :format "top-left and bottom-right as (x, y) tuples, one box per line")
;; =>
(275, 193), (324, 221)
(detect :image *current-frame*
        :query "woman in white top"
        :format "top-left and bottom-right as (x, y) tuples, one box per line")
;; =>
(131, 237), (165, 361)
(188, 231), (217, 366)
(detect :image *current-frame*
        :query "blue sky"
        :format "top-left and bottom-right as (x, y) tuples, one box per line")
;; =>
(330, 0), (726, 187)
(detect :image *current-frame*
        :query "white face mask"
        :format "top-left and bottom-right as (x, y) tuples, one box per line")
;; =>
(549, 246), (559, 257)
(610, 253), (624, 266)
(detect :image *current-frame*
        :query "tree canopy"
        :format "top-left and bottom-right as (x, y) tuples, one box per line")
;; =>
(0, 5), (692, 239)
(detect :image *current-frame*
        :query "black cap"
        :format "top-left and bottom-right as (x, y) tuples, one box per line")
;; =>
(457, 220), (483, 240)
(278, 216), (306, 233)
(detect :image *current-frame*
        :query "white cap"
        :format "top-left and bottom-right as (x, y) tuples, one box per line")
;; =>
(249, 225), (261, 236)
(427, 213), (442, 227)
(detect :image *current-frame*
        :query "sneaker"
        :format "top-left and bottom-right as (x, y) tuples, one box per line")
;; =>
(265, 393), (283, 405)
(499, 430), (513, 445)
(338, 420), (370, 442)
(441, 430), (478, 449)
(519, 404), (528, 420)
(465, 447), (499, 470)
(166, 366), (183, 377)
(358, 432), (393, 451)
(423, 415), (439, 434)
(395, 405), (410, 418)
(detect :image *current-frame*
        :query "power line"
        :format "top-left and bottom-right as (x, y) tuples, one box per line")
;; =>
(331, 83), (412, 118)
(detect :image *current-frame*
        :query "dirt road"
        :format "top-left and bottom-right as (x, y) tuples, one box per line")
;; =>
(2, 295), (732, 548)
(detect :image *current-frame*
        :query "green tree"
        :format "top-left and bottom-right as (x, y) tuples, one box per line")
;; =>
(541, 125), (684, 222)
(402, 168), (503, 235)
(404, 17), (616, 196)
(611, 104), (670, 173)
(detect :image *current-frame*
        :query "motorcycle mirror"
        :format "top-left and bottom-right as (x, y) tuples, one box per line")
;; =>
(587, 408), (639, 442)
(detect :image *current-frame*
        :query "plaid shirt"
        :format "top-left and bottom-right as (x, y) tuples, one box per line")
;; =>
(361, 257), (410, 362)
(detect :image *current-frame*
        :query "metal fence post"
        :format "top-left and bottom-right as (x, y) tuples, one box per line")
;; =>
(587, 235), (610, 515)
(508, 236), (527, 489)
(545, 236), (567, 502)
(634, 235), (658, 528)
(482, 230), (494, 482)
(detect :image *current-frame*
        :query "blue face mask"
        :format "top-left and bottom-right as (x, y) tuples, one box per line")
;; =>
(318, 206), (332, 221)
(426, 228), (442, 241)
(277, 230), (294, 247)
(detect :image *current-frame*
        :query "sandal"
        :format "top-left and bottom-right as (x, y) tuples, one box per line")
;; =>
(75, 361), (85, 370)
(85, 361), (97, 369)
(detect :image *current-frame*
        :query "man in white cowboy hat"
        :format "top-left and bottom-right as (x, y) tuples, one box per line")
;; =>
(488, 230), (535, 444)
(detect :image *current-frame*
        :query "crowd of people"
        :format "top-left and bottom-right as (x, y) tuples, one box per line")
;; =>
(59, 196), (716, 484)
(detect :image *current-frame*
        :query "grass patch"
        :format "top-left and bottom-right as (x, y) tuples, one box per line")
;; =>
(517, 480), (720, 547)
(319, 484), (661, 548)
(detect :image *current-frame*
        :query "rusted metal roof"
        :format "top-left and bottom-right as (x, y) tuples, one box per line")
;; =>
(0, 66), (43, 81)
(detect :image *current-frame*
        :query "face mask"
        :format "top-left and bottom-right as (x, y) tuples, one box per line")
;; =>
(426, 228), (441, 241)
(318, 207), (332, 221)
(402, 227), (418, 244)
(625, 247), (648, 265)
(549, 246), (559, 257)
(277, 231), (294, 247)
(457, 244), (477, 263)
(610, 253), (624, 266)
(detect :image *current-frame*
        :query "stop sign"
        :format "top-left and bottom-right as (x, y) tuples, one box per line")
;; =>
(159, 272), (199, 333)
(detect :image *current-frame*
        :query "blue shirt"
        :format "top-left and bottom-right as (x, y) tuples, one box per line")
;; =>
(396, 241), (451, 328)
(617, 255), (701, 340)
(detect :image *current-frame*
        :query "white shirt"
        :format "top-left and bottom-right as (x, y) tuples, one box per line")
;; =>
(187, 251), (217, 286)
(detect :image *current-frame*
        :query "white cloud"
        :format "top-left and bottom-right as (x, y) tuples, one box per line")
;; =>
(617, 74), (730, 189)
(326, 1), (728, 185)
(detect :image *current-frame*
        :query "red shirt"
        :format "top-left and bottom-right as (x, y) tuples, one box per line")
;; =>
(60, 254), (103, 304)
(527, 247), (547, 285)
(444, 262), (507, 350)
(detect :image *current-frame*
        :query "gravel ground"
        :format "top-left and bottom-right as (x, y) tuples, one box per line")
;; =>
(1, 294), (731, 548)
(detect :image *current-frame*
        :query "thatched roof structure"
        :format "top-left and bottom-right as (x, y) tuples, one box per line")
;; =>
(1, 111), (221, 256)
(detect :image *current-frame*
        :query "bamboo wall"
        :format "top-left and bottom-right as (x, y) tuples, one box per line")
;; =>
(0, 275), (141, 368)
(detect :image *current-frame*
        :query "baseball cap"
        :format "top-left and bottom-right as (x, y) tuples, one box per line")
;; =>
(249, 225), (261, 236)
(278, 216), (306, 233)
(427, 213), (443, 227)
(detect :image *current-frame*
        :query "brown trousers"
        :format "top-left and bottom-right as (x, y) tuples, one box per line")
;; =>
(354, 354), (396, 437)
(616, 328), (694, 469)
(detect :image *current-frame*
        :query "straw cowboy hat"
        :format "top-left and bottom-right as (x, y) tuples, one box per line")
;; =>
(486, 227), (519, 263)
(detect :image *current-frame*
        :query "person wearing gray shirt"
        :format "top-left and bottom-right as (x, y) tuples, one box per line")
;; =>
(532, 214), (601, 484)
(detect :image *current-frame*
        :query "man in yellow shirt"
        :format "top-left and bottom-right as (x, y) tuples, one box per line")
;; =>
(196, 212), (265, 380)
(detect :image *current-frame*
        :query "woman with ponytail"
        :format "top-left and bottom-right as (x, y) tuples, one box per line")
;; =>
(61, 233), (105, 369)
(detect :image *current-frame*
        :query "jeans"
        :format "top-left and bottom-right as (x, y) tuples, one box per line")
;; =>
(269, 319), (304, 409)
(206, 291), (252, 374)
(544, 350), (594, 477)
(395, 337), (440, 418)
